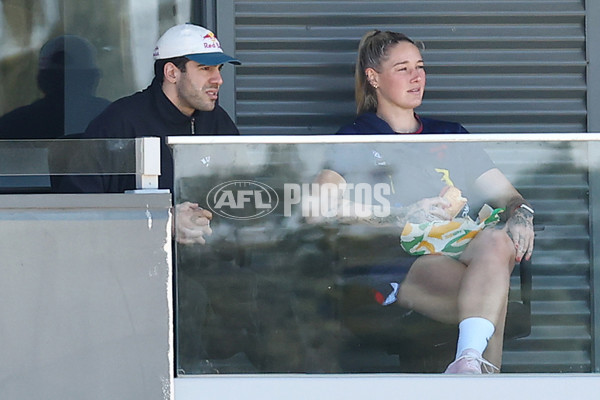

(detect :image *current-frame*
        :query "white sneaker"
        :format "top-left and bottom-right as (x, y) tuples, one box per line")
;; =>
(444, 348), (499, 374)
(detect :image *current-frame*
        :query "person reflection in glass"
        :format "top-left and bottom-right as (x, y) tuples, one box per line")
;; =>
(0, 34), (110, 139)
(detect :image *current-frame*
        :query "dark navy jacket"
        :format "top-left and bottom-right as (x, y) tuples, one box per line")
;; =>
(337, 112), (468, 135)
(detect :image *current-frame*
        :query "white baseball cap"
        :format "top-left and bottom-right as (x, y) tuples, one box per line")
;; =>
(153, 23), (240, 65)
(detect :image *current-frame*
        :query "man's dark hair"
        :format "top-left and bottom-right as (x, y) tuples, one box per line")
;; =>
(154, 56), (189, 83)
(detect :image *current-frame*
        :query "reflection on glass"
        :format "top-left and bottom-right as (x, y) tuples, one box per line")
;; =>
(0, 1), (191, 194)
(172, 139), (595, 375)
(0, 35), (110, 140)
(1, 1), (191, 118)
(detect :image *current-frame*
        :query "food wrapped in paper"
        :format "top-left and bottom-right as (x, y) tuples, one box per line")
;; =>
(440, 185), (467, 218)
(400, 204), (504, 258)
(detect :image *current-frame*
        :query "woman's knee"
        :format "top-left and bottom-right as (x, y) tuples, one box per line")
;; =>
(478, 228), (511, 245)
(461, 229), (516, 272)
(474, 229), (514, 254)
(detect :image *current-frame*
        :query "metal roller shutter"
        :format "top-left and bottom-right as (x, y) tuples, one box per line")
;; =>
(231, 0), (586, 135)
(222, 0), (593, 373)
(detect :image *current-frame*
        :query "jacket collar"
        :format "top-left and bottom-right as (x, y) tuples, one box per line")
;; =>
(150, 78), (196, 127)
(354, 112), (423, 134)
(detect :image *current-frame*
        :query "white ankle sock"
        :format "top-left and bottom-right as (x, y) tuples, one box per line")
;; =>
(455, 317), (495, 359)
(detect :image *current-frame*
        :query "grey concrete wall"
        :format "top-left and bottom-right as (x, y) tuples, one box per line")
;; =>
(0, 193), (173, 400)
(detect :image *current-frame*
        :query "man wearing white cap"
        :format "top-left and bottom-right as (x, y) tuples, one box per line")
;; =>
(152, 23), (241, 120)
(59, 23), (241, 244)
(60, 23), (240, 194)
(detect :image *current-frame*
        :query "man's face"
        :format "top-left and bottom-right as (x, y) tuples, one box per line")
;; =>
(175, 60), (224, 114)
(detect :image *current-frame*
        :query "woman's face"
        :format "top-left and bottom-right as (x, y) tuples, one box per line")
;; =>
(367, 41), (426, 113)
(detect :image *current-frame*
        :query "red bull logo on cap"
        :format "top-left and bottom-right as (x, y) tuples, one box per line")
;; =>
(203, 32), (221, 49)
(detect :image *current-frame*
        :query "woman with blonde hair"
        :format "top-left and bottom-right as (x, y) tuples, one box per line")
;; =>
(326, 30), (535, 373)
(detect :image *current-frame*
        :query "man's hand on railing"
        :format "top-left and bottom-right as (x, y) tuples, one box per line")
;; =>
(175, 201), (213, 245)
